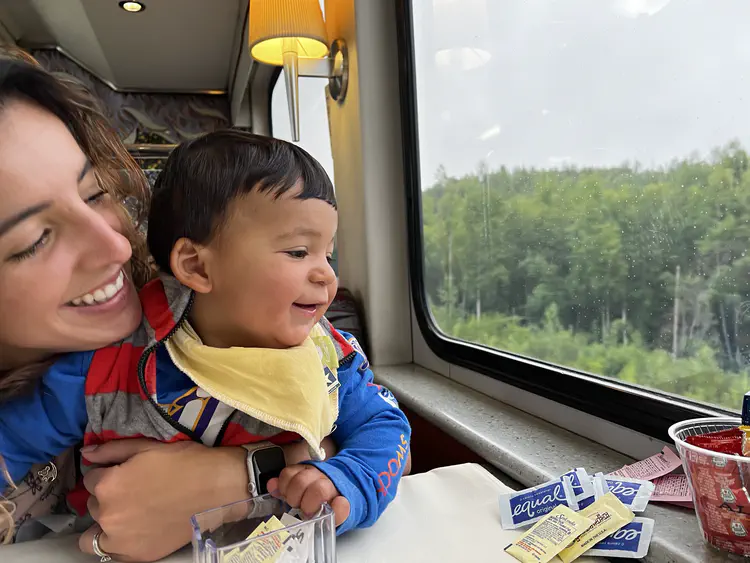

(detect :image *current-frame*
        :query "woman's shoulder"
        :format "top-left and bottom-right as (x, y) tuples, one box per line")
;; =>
(45, 351), (96, 384)
(0, 352), (94, 415)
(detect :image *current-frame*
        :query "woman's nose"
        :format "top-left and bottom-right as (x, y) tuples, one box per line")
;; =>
(77, 207), (133, 269)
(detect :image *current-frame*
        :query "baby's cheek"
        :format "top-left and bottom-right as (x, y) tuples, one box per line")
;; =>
(326, 280), (338, 307)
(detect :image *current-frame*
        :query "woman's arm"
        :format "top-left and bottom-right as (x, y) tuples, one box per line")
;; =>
(0, 353), (91, 488)
(77, 438), (337, 562)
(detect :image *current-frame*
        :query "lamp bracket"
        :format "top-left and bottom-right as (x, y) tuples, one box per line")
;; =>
(296, 39), (348, 102)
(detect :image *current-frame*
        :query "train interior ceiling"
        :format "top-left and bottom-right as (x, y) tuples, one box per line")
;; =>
(2, 1), (747, 560)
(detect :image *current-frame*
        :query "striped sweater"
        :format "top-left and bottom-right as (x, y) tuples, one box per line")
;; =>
(82, 275), (353, 451)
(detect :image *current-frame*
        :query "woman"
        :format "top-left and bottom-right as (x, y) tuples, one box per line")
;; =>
(0, 53), (359, 562)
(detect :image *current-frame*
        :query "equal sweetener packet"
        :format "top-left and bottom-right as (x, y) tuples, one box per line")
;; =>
(586, 517), (655, 558)
(561, 468), (596, 509)
(499, 475), (579, 530)
(592, 472), (654, 513)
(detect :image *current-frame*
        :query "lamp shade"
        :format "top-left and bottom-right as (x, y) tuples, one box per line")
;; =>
(249, 0), (329, 66)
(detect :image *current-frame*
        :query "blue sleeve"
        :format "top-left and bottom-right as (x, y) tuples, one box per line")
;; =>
(306, 333), (411, 534)
(0, 352), (91, 489)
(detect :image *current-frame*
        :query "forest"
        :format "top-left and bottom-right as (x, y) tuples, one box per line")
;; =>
(422, 142), (750, 410)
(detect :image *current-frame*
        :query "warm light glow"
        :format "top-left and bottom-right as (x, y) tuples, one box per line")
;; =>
(119, 1), (145, 13)
(249, 0), (328, 66)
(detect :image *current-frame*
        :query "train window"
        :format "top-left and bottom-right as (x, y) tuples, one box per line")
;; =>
(401, 0), (749, 426)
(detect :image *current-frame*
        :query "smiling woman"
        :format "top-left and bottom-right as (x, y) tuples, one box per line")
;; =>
(0, 56), (150, 399)
(0, 107), (141, 350)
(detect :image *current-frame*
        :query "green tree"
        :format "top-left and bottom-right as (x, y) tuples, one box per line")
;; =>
(422, 142), (750, 410)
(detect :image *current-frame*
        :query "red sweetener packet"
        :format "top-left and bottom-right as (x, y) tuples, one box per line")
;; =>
(687, 433), (743, 456)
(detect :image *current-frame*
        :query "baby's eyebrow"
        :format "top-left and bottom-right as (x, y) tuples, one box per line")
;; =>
(276, 227), (321, 240)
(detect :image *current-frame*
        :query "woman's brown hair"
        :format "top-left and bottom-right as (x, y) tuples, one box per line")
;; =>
(0, 48), (153, 401)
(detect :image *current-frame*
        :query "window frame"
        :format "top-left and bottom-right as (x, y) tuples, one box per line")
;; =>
(394, 0), (731, 442)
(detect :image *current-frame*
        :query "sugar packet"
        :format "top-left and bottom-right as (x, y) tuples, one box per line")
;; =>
(504, 505), (592, 563)
(586, 517), (655, 558)
(557, 492), (634, 563)
(221, 510), (313, 563)
(561, 467), (596, 509)
(499, 475), (578, 530)
(592, 472), (654, 513)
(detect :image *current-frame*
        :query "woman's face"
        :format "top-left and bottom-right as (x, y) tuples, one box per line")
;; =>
(0, 99), (142, 364)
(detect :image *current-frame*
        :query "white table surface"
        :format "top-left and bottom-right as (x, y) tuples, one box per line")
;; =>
(4, 463), (608, 563)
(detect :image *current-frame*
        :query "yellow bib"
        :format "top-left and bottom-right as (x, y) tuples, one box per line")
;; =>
(164, 322), (340, 461)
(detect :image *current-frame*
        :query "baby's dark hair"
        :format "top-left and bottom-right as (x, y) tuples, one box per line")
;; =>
(147, 130), (336, 274)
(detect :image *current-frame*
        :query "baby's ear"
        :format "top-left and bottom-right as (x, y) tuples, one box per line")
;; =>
(170, 238), (212, 293)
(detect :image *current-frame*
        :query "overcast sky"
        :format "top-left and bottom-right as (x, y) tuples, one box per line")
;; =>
(274, 0), (750, 187)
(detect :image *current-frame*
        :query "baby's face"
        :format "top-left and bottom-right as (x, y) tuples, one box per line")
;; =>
(199, 186), (338, 349)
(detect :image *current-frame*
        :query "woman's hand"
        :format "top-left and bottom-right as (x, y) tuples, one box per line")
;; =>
(77, 440), (245, 562)
(77, 437), (338, 562)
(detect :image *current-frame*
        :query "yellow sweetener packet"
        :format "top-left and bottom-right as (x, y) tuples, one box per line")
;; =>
(222, 516), (290, 563)
(557, 492), (635, 563)
(505, 505), (593, 563)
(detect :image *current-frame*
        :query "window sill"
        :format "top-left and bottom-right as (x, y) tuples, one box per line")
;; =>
(374, 363), (724, 563)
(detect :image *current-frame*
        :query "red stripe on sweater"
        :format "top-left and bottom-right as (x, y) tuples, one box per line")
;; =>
(85, 343), (143, 395)
(67, 483), (89, 516)
(219, 424), (301, 447)
(329, 325), (355, 357)
(269, 432), (302, 446)
(142, 348), (159, 397)
(139, 278), (177, 341)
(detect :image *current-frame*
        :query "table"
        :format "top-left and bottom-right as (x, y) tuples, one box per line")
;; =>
(4, 463), (608, 562)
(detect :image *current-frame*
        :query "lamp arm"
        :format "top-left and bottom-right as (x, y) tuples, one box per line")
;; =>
(297, 57), (332, 78)
(282, 49), (301, 142)
(281, 39), (349, 142)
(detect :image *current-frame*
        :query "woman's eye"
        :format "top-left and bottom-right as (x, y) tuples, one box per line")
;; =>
(326, 255), (334, 264)
(86, 189), (108, 205)
(286, 250), (309, 259)
(8, 228), (51, 262)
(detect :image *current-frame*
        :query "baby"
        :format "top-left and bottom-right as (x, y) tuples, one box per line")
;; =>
(0, 131), (411, 534)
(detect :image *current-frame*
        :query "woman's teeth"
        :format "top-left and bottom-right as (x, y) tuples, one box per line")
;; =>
(71, 271), (125, 306)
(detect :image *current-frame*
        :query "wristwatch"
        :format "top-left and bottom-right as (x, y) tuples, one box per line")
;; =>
(241, 443), (286, 497)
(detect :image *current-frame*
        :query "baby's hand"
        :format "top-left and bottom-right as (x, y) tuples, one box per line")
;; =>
(267, 465), (350, 527)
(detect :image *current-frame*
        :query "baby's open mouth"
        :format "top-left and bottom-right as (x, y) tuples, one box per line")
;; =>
(293, 303), (323, 315)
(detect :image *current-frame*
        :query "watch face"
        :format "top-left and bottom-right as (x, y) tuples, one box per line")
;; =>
(254, 447), (286, 494)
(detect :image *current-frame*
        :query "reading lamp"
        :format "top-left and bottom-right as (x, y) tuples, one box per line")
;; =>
(249, 0), (349, 141)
